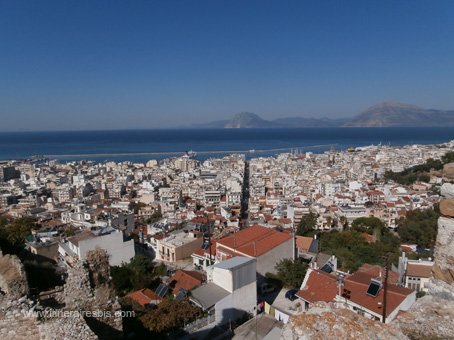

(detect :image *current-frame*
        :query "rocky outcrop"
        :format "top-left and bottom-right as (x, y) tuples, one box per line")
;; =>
(281, 302), (407, 340)
(439, 199), (454, 218)
(440, 182), (454, 198)
(395, 285), (454, 340)
(433, 215), (454, 284)
(443, 162), (454, 180)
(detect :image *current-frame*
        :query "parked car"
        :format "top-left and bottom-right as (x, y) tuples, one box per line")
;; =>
(285, 289), (298, 301)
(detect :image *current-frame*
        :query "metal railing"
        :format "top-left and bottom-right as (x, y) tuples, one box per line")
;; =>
(183, 314), (216, 333)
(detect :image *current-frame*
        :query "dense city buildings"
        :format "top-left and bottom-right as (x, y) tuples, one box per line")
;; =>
(0, 141), (452, 338)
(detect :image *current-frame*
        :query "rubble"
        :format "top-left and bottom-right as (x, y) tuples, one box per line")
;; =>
(281, 302), (408, 340)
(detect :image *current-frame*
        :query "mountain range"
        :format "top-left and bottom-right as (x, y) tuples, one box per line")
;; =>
(192, 102), (454, 128)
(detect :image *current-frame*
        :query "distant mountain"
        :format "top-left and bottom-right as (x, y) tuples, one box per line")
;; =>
(272, 116), (349, 128)
(344, 101), (454, 127)
(194, 112), (342, 129)
(224, 112), (275, 128)
(193, 102), (454, 128)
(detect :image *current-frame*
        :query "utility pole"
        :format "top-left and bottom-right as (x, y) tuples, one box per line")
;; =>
(207, 221), (214, 265)
(382, 255), (389, 324)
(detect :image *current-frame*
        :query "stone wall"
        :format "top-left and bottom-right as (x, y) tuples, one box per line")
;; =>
(0, 286), (98, 340)
(0, 247), (123, 339)
(0, 253), (29, 299)
(60, 249), (123, 336)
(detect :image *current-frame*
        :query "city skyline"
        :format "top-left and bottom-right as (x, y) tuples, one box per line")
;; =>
(1, 1), (454, 131)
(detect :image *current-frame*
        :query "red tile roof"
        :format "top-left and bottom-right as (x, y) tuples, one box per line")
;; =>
(297, 264), (414, 318)
(296, 269), (338, 303)
(295, 235), (314, 252)
(216, 225), (292, 258)
(406, 263), (433, 278)
(354, 264), (400, 284)
(343, 274), (413, 318)
(127, 288), (162, 307)
(169, 270), (204, 294)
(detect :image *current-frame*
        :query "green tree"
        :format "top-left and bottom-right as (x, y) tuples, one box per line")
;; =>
(351, 216), (385, 235)
(0, 216), (40, 253)
(274, 258), (308, 288)
(319, 228), (400, 272)
(441, 151), (454, 164)
(111, 256), (166, 296)
(296, 212), (318, 236)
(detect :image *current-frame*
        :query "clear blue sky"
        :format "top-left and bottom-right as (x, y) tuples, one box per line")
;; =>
(1, 0), (454, 131)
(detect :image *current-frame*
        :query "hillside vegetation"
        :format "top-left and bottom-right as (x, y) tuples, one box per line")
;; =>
(384, 151), (454, 185)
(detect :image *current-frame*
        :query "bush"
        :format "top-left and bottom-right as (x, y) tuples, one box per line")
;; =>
(139, 299), (203, 334)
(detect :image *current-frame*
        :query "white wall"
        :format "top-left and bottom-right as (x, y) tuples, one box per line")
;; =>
(213, 267), (233, 292)
(213, 258), (256, 293)
(214, 281), (257, 325)
(387, 291), (416, 323)
(79, 231), (135, 266)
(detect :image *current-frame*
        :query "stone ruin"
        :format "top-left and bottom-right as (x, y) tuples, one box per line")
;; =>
(282, 163), (454, 339)
(282, 302), (408, 340)
(58, 249), (123, 337)
(395, 165), (454, 339)
(0, 248), (122, 339)
(0, 253), (28, 300)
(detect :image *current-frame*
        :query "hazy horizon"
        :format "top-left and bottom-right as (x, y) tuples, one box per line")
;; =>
(1, 1), (454, 131)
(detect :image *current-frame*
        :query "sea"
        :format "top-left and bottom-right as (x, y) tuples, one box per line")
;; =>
(1, 127), (454, 163)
